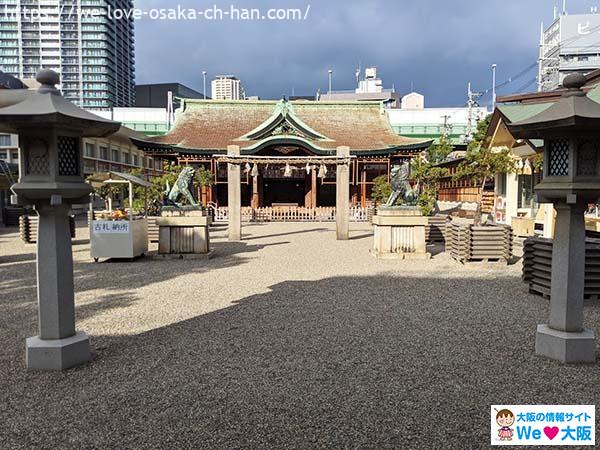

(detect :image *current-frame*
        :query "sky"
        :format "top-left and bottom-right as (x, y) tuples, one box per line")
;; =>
(134, 0), (600, 107)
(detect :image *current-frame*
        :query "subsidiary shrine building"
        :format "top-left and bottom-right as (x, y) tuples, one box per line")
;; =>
(132, 99), (432, 208)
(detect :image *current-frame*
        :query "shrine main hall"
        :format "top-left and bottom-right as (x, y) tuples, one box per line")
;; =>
(132, 99), (432, 208)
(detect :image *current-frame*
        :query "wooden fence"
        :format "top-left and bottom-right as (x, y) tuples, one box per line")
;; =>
(211, 206), (372, 223)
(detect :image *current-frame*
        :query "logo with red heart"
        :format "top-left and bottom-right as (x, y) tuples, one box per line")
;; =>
(543, 426), (560, 440)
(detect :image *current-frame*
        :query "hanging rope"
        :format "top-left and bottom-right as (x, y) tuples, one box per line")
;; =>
(215, 155), (354, 165)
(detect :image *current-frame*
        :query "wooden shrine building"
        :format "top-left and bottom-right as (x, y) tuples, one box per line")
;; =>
(131, 99), (432, 208)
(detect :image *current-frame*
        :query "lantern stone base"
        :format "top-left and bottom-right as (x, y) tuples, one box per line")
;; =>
(156, 216), (211, 256)
(26, 331), (91, 371)
(535, 324), (596, 363)
(371, 209), (431, 260)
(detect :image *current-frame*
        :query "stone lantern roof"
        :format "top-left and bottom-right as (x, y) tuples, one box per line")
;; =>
(508, 73), (600, 138)
(0, 69), (120, 137)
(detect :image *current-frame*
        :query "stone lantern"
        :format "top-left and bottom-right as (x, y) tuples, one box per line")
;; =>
(508, 73), (599, 363)
(0, 70), (120, 370)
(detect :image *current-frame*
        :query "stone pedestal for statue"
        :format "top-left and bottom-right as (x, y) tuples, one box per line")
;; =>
(534, 202), (596, 363)
(155, 207), (212, 259)
(371, 207), (431, 260)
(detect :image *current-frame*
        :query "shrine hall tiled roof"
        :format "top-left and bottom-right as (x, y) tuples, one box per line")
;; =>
(132, 99), (432, 156)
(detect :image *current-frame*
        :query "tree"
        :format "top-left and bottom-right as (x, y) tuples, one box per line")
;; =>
(425, 135), (453, 165)
(469, 114), (493, 150)
(454, 145), (515, 224)
(411, 155), (449, 216)
(194, 166), (215, 206)
(371, 175), (392, 205)
(194, 166), (215, 188)
(125, 166), (181, 214)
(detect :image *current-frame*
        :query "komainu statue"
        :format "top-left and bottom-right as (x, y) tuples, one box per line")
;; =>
(164, 166), (198, 207)
(385, 161), (416, 206)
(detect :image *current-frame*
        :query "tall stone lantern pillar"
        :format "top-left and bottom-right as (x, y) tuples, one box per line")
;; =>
(0, 70), (120, 370)
(508, 73), (599, 363)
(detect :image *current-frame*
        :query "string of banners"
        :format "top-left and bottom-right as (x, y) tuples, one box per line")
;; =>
(215, 155), (354, 178)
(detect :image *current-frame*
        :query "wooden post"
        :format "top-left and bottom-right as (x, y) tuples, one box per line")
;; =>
(336, 146), (350, 240)
(227, 145), (241, 240)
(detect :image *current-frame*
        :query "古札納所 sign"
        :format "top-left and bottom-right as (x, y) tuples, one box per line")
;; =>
(92, 220), (130, 234)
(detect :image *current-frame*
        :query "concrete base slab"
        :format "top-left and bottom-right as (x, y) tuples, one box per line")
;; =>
(26, 331), (91, 371)
(370, 249), (431, 260)
(153, 250), (215, 260)
(535, 324), (596, 363)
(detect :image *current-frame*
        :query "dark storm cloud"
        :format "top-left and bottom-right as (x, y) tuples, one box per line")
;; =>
(134, 0), (598, 106)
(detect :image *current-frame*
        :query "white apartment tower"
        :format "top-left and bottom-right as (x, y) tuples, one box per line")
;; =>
(0, 0), (135, 109)
(538, 8), (600, 91)
(211, 75), (244, 100)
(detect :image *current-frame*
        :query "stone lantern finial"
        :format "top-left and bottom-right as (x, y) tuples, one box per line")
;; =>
(36, 69), (60, 95)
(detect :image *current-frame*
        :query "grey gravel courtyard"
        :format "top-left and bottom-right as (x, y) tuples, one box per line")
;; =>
(1, 221), (599, 449)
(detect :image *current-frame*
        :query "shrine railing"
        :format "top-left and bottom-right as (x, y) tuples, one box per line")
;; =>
(210, 206), (372, 223)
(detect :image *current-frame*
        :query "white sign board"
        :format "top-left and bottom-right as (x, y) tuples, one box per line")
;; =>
(93, 220), (130, 234)
(560, 14), (600, 54)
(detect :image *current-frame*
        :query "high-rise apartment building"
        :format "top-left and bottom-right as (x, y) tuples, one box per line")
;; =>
(0, 0), (135, 109)
(211, 75), (244, 100)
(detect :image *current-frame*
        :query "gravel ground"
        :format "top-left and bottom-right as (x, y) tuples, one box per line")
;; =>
(0, 221), (599, 449)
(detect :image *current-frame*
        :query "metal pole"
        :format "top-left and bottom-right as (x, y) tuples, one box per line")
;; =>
(202, 71), (207, 99)
(492, 64), (497, 110)
(328, 69), (333, 100)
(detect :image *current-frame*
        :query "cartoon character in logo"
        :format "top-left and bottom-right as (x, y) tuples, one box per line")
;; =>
(496, 409), (515, 441)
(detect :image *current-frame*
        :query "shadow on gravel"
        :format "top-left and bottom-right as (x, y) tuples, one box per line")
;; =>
(241, 227), (329, 241)
(3, 274), (600, 449)
(0, 238), (276, 318)
(0, 253), (36, 264)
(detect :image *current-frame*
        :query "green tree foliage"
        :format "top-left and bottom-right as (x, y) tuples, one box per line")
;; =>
(426, 136), (453, 165)
(371, 175), (392, 205)
(411, 155), (449, 216)
(531, 153), (544, 173)
(125, 165), (182, 214)
(469, 114), (493, 152)
(194, 166), (215, 187)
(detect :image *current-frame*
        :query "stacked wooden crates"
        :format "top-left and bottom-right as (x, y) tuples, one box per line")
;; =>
(2, 207), (26, 227)
(523, 236), (600, 299)
(20, 215), (76, 243)
(447, 223), (513, 263)
(425, 215), (448, 243)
